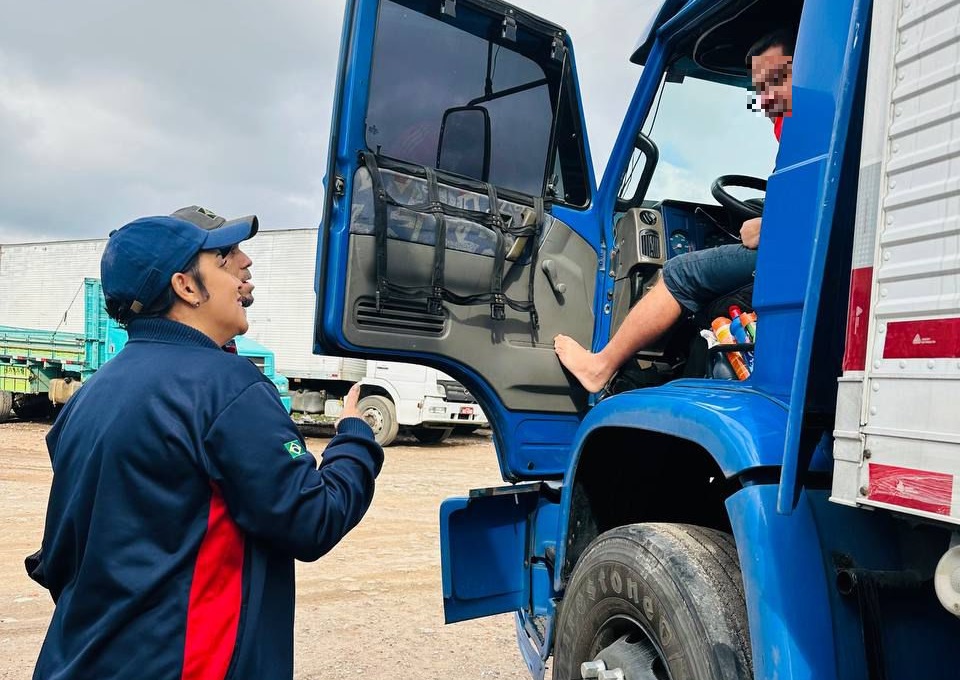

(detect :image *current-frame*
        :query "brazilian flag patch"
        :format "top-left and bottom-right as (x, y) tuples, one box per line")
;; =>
(284, 440), (305, 459)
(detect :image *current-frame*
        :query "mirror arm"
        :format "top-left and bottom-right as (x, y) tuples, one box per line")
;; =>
(467, 78), (550, 107)
(483, 40), (494, 98)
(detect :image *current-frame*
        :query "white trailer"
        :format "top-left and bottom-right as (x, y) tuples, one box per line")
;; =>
(0, 228), (486, 445)
(831, 0), (960, 616)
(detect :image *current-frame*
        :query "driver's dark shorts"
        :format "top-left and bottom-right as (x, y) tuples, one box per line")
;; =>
(661, 244), (757, 314)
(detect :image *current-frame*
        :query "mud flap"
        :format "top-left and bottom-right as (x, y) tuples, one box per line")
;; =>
(440, 483), (544, 624)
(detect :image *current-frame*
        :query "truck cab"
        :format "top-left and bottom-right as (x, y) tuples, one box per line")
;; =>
(315, 0), (960, 678)
(363, 361), (488, 443)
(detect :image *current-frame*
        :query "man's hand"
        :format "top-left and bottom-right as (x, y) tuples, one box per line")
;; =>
(336, 384), (363, 430)
(741, 217), (762, 249)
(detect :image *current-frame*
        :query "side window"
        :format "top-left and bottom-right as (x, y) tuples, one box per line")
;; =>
(365, 0), (588, 205)
(617, 78), (665, 206)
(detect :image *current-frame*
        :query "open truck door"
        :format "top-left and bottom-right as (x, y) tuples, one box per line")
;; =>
(315, 0), (601, 476)
(314, 0), (601, 627)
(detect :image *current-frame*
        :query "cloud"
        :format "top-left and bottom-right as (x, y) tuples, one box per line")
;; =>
(0, 0), (344, 240)
(647, 163), (715, 204)
(0, 0), (660, 242)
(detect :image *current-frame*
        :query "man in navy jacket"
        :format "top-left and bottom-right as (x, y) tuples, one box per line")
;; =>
(32, 211), (384, 679)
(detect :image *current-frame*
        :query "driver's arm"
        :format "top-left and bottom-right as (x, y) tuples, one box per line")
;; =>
(741, 217), (761, 249)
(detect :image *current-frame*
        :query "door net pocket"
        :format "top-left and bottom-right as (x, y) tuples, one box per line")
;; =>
(351, 152), (545, 328)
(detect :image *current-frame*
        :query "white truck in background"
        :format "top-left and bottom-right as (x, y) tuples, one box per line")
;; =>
(287, 355), (486, 445)
(0, 228), (486, 445)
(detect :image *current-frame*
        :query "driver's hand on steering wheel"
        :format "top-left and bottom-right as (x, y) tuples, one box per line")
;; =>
(741, 217), (762, 250)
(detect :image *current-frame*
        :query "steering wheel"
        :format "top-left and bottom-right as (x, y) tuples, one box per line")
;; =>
(710, 175), (767, 227)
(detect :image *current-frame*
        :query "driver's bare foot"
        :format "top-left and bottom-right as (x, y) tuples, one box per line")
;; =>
(554, 335), (615, 393)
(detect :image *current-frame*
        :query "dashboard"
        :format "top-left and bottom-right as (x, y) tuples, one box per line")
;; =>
(611, 199), (744, 317)
(651, 199), (741, 258)
(610, 198), (743, 360)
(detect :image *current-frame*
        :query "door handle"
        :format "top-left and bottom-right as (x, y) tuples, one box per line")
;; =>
(541, 259), (566, 295)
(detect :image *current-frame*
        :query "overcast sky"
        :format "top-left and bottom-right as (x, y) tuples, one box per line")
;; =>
(0, 0), (661, 243)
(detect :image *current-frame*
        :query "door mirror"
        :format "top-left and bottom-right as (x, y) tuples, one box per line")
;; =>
(437, 106), (491, 181)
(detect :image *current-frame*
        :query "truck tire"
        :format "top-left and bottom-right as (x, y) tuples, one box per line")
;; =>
(13, 393), (52, 420)
(0, 391), (12, 423)
(412, 427), (453, 444)
(357, 395), (399, 447)
(553, 523), (752, 680)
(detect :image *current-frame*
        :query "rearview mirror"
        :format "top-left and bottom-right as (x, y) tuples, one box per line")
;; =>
(437, 106), (491, 181)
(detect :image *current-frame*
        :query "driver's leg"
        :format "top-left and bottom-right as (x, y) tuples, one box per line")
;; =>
(554, 244), (756, 393)
(661, 244), (757, 313)
(554, 279), (682, 393)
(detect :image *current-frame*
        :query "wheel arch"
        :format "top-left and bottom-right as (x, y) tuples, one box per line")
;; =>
(555, 384), (788, 589)
(559, 427), (735, 585)
(357, 378), (399, 405)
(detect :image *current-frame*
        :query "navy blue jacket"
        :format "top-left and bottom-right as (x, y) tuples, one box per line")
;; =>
(34, 318), (383, 679)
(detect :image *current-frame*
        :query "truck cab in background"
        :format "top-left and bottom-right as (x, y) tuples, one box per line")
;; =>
(363, 360), (487, 443)
(288, 356), (487, 446)
(316, 0), (960, 678)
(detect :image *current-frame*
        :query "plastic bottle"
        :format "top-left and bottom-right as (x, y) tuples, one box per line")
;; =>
(711, 317), (751, 380)
(728, 306), (750, 344)
(740, 311), (757, 341)
(728, 306), (754, 371)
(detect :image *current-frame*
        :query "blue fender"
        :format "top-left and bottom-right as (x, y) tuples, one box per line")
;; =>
(553, 381), (788, 592)
(726, 486), (838, 680)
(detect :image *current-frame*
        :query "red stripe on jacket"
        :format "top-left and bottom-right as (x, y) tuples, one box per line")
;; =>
(182, 483), (245, 680)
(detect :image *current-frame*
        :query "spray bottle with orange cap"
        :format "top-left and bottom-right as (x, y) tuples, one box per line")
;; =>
(711, 317), (751, 381)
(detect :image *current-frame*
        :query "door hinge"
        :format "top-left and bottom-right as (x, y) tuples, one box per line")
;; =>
(441, 0), (456, 17)
(551, 33), (565, 61)
(333, 174), (346, 198)
(502, 10), (517, 41)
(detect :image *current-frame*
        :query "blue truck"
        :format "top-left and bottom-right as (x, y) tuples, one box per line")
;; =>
(0, 278), (291, 421)
(314, 0), (960, 677)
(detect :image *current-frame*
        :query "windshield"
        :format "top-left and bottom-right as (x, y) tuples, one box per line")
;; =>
(622, 76), (781, 205)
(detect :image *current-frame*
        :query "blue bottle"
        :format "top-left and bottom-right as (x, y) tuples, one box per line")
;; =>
(728, 306), (754, 371)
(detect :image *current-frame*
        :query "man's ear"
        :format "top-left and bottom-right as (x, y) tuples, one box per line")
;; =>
(170, 271), (199, 305)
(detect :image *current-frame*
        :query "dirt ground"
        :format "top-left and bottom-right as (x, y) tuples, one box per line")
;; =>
(0, 420), (540, 679)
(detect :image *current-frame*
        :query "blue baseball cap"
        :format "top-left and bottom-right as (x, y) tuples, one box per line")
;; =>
(101, 212), (257, 315)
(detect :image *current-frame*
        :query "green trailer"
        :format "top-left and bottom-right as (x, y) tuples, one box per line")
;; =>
(0, 278), (291, 421)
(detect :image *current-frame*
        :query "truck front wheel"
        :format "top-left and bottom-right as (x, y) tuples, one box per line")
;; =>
(0, 391), (12, 422)
(356, 395), (399, 447)
(553, 523), (752, 680)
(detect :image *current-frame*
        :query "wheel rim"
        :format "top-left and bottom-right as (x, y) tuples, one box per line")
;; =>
(586, 614), (674, 680)
(361, 406), (385, 434)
